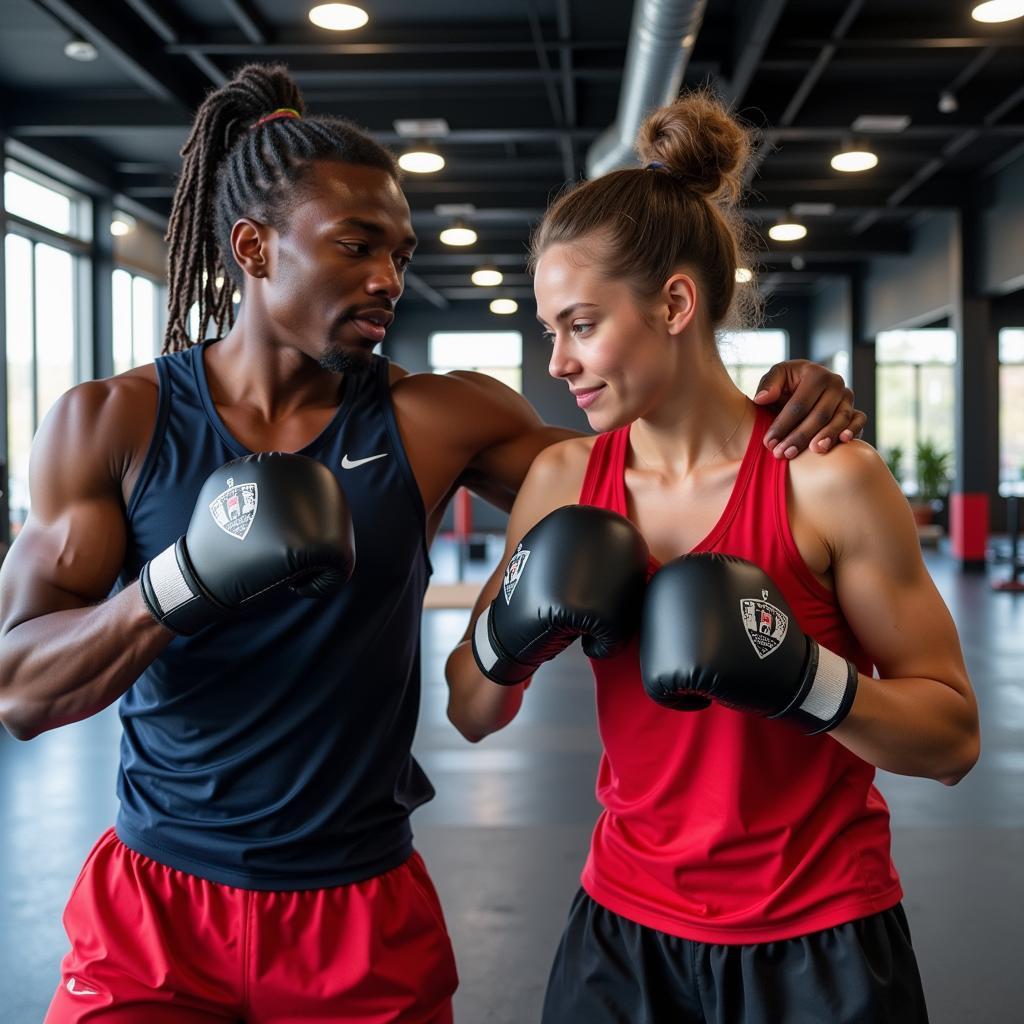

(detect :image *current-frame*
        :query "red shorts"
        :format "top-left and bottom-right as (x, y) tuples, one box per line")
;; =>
(45, 828), (458, 1023)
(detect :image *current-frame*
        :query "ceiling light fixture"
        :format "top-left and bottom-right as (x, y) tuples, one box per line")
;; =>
(308, 4), (368, 31)
(971, 1), (1024, 23)
(64, 37), (98, 61)
(471, 266), (503, 287)
(768, 220), (807, 242)
(734, 267), (753, 284)
(490, 298), (518, 315)
(850, 115), (910, 134)
(440, 220), (477, 246)
(110, 213), (136, 236)
(938, 90), (959, 114)
(398, 145), (445, 174)
(830, 141), (878, 173)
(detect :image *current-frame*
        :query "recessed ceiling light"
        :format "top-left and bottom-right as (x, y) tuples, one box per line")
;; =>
(110, 213), (136, 236)
(850, 115), (910, 133)
(734, 267), (753, 284)
(971, 1), (1024, 23)
(490, 298), (518, 315)
(831, 147), (878, 173)
(308, 4), (368, 31)
(472, 267), (504, 287)
(938, 91), (959, 114)
(398, 148), (445, 173)
(791, 202), (836, 217)
(64, 37), (98, 61)
(394, 118), (450, 138)
(440, 221), (477, 246)
(768, 221), (807, 242)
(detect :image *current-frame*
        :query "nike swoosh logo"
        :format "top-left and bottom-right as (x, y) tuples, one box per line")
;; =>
(66, 978), (101, 996)
(341, 453), (389, 469)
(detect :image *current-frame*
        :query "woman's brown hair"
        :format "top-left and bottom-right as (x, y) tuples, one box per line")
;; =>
(531, 89), (758, 329)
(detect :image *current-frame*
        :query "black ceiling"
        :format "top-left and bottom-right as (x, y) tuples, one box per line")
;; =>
(1, 0), (1023, 304)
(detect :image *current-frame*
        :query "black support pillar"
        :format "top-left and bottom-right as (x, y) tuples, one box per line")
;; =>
(850, 270), (876, 449)
(91, 193), (115, 381)
(949, 205), (999, 570)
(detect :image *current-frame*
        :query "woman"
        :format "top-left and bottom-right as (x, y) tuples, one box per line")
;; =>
(445, 91), (979, 1023)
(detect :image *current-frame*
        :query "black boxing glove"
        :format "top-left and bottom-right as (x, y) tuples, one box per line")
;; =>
(640, 553), (858, 734)
(472, 505), (649, 686)
(140, 452), (355, 635)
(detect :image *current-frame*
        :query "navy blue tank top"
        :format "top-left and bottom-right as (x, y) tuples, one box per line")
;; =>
(114, 341), (434, 889)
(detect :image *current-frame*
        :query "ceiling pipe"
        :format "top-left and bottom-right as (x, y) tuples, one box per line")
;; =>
(585, 0), (707, 179)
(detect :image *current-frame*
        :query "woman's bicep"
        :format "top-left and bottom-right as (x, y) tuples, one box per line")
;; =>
(829, 458), (971, 697)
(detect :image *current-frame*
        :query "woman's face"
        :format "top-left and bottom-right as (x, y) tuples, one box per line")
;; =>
(534, 243), (678, 432)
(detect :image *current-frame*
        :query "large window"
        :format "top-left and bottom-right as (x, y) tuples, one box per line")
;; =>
(4, 164), (90, 537)
(113, 269), (160, 374)
(876, 329), (955, 494)
(429, 331), (523, 393)
(1000, 328), (1024, 494)
(719, 329), (788, 398)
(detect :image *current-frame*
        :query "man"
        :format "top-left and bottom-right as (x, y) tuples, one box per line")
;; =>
(0, 64), (863, 1024)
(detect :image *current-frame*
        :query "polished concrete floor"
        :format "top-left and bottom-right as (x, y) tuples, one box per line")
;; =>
(1, 541), (1022, 1022)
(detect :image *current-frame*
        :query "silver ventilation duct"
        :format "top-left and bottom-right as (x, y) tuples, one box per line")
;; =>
(585, 0), (708, 179)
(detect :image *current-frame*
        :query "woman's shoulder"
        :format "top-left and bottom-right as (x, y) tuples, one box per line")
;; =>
(788, 439), (906, 529)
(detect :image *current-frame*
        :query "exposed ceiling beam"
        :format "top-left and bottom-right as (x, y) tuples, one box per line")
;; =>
(404, 272), (449, 309)
(174, 65), (624, 87)
(785, 36), (1024, 51)
(743, 0), (865, 187)
(165, 36), (626, 56)
(853, 79), (1024, 233)
(526, 0), (573, 182)
(220, 0), (269, 45)
(122, 0), (225, 86)
(721, 0), (789, 107)
(557, 0), (578, 142)
(30, 0), (207, 108)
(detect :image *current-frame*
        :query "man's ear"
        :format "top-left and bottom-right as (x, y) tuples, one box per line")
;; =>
(662, 272), (699, 336)
(231, 218), (271, 280)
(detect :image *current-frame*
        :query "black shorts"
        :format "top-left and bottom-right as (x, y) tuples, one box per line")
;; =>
(540, 889), (928, 1024)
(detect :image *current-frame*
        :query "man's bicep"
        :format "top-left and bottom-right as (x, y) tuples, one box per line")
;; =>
(1, 393), (129, 633)
(466, 425), (581, 510)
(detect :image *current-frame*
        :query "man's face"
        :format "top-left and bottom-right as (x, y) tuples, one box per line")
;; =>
(255, 160), (416, 371)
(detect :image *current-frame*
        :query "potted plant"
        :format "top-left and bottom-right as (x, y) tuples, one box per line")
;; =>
(884, 445), (904, 485)
(911, 440), (952, 527)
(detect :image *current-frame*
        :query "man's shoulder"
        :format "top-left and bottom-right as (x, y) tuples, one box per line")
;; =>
(390, 368), (541, 433)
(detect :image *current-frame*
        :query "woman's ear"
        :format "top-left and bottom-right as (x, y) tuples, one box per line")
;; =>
(231, 217), (271, 280)
(662, 272), (698, 336)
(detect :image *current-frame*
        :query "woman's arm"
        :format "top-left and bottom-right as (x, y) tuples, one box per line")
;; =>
(793, 442), (979, 784)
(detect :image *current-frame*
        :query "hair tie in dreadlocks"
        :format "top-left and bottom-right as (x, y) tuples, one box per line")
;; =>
(252, 107), (302, 130)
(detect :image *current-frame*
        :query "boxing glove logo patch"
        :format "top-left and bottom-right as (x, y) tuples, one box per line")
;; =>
(502, 545), (530, 605)
(209, 477), (258, 541)
(740, 589), (788, 659)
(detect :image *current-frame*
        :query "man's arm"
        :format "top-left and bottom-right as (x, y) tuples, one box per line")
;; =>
(0, 381), (172, 740)
(462, 360), (865, 512)
(796, 443), (979, 784)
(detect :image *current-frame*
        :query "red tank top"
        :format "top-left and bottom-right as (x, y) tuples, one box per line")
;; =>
(578, 407), (901, 943)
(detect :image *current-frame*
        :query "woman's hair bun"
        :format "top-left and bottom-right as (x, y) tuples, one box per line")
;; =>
(636, 90), (752, 205)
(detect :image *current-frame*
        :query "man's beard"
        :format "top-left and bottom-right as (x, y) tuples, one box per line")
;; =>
(318, 344), (373, 374)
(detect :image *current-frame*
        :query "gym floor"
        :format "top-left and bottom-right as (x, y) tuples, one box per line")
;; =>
(1, 542), (1021, 1023)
